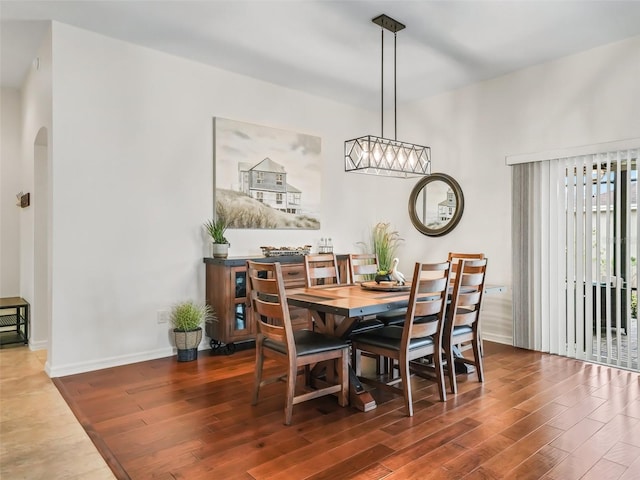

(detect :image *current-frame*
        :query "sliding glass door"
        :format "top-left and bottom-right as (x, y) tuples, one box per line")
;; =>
(512, 145), (639, 371)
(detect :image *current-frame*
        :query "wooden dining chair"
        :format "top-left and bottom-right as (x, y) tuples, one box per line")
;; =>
(351, 261), (451, 416)
(304, 253), (341, 287)
(444, 258), (488, 395)
(247, 260), (350, 425)
(346, 253), (386, 371)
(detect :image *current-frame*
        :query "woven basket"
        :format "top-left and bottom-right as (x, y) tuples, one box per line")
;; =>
(174, 327), (203, 354)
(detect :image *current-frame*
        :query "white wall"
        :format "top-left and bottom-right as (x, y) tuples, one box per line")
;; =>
(398, 34), (640, 343)
(47, 22), (385, 376)
(14, 21), (640, 375)
(0, 88), (22, 296)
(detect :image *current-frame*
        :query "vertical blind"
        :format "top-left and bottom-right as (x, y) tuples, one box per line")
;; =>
(512, 147), (639, 371)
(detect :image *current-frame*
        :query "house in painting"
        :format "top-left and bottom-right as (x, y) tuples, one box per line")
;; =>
(438, 188), (457, 222)
(238, 157), (302, 214)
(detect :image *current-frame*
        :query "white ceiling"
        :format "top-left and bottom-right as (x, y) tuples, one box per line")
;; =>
(2, 0), (640, 110)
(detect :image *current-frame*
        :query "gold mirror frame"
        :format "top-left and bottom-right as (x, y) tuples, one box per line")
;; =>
(408, 173), (465, 237)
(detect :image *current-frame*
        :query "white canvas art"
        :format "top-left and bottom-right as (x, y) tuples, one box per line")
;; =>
(213, 118), (321, 230)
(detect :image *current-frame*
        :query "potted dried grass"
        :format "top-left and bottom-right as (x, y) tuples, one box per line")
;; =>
(361, 222), (403, 283)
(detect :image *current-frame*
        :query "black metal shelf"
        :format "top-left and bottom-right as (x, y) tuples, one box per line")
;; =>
(0, 298), (29, 346)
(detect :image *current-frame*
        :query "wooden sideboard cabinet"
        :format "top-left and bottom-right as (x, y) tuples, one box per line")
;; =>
(203, 255), (348, 353)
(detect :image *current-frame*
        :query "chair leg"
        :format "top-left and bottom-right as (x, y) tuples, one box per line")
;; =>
(252, 343), (263, 405)
(284, 362), (297, 426)
(376, 355), (387, 374)
(446, 337), (457, 395)
(434, 348), (446, 402)
(399, 356), (413, 417)
(472, 336), (484, 383)
(351, 346), (360, 376)
(386, 357), (395, 375)
(304, 364), (311, 387)
(339, 349), (349, 407)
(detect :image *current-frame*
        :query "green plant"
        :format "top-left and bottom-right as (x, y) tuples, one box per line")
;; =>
(170, 301), (213, 331)
(204, 218), (229, 244)
(205, 202), (232, 243)
(359, 222), (403, 274)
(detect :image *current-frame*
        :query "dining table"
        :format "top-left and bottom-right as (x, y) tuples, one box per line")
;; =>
(286, 281), (505, 412)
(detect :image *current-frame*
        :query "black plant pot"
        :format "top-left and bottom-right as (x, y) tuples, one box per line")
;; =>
(375, 274), (392, 284)
(177, 348), (198, 362)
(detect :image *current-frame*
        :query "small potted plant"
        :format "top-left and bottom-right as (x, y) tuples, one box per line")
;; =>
(170, 301), (213, 362)
(204, 217), (230, 259)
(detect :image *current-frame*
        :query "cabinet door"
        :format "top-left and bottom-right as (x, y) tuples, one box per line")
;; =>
(228, 266), (254, 341)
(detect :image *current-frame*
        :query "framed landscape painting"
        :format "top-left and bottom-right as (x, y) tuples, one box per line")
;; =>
(213, 117), (321, 230)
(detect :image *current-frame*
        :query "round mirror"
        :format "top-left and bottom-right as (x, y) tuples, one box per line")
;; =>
(408, 173), (464, 237)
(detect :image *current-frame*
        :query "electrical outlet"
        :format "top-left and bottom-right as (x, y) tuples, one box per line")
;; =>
(157, 310), (170, 324)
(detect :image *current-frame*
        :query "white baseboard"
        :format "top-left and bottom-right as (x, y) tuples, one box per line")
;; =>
(28, 339), (48, 351)
(482, 332), (513, 345)
(47, 347), (175, 378)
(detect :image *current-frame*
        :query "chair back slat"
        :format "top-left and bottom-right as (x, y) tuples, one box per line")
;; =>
(462, 272), (485, 286)
(415, 276), (449, 294)
(253, 300), (284, 323)
(256, 316), (288, 342)
(458, 290), (482, 306)
(453, 309), (478, 327)
(308, 266), (336, 280)
(411, 320), (440, 338)
(304, 254), (341, 287)
(250, 275), (280, 295)
(413, 299), (445, 318)
(348, 253), (379, 283)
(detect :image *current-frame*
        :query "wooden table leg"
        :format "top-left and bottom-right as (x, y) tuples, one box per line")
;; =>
(452, 345), (476, 374)
(348, 368), (376, 412)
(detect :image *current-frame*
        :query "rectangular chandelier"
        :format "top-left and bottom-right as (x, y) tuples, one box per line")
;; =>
(344, 15), (431, 178)
(345, 135), (431, 178)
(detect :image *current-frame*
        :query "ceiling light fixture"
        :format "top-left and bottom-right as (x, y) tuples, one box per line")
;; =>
(345, 14), (431, 178)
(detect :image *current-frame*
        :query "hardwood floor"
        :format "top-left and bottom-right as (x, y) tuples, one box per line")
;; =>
(4, 342), (640, 479)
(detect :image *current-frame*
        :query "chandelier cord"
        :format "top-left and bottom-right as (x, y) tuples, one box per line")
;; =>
(380, 27), (384, 138)
(394, 31), (397, 141)
(380, 27), (399, 141)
